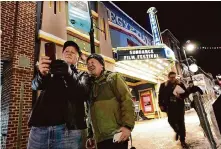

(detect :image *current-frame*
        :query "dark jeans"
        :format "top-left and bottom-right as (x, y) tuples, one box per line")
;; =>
(167, 102), (186, 142)
(97, 139), (128, 149)
(27, 124), (83, 149)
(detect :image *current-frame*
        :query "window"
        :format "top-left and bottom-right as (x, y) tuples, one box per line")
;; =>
(54, 2), (57, 14)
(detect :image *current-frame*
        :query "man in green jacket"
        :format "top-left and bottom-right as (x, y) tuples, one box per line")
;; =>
(86, 54), (135, 149)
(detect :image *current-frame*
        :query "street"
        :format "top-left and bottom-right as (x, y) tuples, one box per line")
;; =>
(130, 109), (220, 149)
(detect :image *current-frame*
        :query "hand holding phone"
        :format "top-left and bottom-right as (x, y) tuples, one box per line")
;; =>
(117, 127), (131, 142)
(45, 42), (56, 61)
(113, 132), (122, 143)
(38, 56), (51, 76)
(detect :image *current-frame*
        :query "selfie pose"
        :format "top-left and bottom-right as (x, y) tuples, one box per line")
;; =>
(28, 41), (89, 149)
(85, 54), (135, 149)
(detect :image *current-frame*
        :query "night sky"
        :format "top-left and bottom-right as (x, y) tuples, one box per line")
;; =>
(113, 1), (221, 77)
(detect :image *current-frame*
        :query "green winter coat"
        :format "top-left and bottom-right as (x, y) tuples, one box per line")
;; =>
(89, 71), (135, 143)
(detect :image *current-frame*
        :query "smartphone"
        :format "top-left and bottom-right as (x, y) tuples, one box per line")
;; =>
(45, 42), (56, 61)
(113, 132), (122, 143)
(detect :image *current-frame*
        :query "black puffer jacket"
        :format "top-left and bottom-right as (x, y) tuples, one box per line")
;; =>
(187, 86), (203, 95)
(159, 81), (188, 109)
(28, 65), (90, 130)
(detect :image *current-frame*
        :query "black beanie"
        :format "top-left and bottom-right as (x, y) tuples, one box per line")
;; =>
(87, 54), (105, 67)
(63, 41), (81, 55)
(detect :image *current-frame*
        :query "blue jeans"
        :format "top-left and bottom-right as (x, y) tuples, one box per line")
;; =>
(27, 124), (83, 149)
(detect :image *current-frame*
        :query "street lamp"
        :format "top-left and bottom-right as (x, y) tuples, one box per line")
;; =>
(183, 40), (196, 82)
(189, 63), (198, 73)
(186, 44), (196, 52)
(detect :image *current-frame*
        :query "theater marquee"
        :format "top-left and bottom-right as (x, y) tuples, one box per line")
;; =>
(117, 48), (167, 61)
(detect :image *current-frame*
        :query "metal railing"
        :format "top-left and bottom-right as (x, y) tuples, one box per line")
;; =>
(193, 92), (217, 149)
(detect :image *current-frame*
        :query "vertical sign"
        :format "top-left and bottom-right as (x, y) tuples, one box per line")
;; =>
(147, 7), (163, 45)
(68, 1), (91, 33)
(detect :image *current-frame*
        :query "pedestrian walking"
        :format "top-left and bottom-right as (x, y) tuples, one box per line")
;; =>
(85, 54), (135, 149)
(158, 72), (189, 148)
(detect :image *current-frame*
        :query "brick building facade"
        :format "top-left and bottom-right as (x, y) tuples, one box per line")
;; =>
(161, 29), (183, 76)
(1, 2), (116, 148)
(1, 2), (36, 148)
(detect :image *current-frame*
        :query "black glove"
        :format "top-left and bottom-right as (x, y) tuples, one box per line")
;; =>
(50, 60), (72, 76)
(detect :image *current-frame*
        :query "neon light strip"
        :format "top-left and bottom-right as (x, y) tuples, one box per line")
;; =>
(108, 1), (153, 37)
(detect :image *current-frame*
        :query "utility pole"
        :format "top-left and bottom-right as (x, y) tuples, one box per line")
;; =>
(88, 1), (95, 54)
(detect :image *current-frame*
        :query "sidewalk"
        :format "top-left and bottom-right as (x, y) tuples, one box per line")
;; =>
(129, 109), (221, 149)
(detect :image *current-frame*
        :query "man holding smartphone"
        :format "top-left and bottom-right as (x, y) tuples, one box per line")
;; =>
(28, 41), (89, 149)
(85, 54), (135, 149)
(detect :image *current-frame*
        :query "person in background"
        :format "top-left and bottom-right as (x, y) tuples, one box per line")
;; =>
(85, 54), (135, 149)
(187, 80), (205, 124)
(187, 80), (204, 109)
(187, 81), (203, 95)
(187, 81), (203, 110)
(28, 41), (89, 149)
(158, 72), (189, 148)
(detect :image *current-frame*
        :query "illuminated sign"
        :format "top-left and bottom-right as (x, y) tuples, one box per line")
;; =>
(68, 1), (91, 33)
(117, 48), (167, 61)
(165, 47), (176, 60)
(147, 7), (162, 45)
(106, 8), (152, 45)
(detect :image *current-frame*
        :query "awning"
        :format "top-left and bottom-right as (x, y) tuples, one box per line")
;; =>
(114, 44), (176, 84)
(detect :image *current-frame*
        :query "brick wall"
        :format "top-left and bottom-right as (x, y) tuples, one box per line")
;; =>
(1, 2), (36, 148)
(1, 2), (16, 60)
(1, 63), (13, 148)
(1, 1), (16, 148)
(161, 32), (183, 76)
